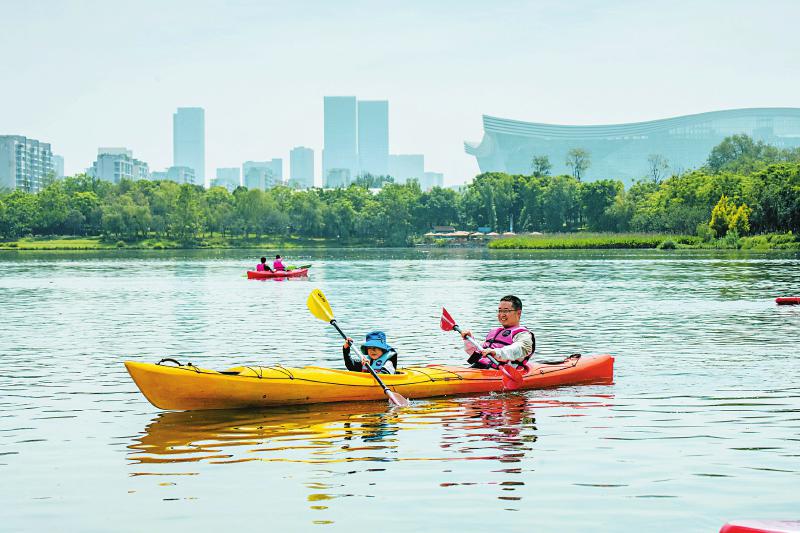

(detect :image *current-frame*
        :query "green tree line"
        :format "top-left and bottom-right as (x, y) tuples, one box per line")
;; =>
(1, 135), (799, 245)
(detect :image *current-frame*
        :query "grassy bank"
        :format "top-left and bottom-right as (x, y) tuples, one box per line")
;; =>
(489, 233), (701, 249)
(0, 235), (369, 251)
(488, 232), (799, 250)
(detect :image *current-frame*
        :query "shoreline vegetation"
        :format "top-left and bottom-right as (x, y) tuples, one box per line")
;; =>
(1, 135), (799, 251)
(1, 231), (797, 251)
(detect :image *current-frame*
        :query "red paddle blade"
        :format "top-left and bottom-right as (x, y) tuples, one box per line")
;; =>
(440, 307), (456, 331)
(386, 389), (410, 407)
(499, 365), (524, 390)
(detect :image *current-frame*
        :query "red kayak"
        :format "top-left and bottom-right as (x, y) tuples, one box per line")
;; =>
(776, 297), (800, 305)
(720, 520), (800, 533)
(247, 268), (309, 279)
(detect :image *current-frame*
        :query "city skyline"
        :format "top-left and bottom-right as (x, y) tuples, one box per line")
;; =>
(2, 1), (799, 185)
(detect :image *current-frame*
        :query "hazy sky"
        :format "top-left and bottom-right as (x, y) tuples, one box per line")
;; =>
(2, 0), (799, 186)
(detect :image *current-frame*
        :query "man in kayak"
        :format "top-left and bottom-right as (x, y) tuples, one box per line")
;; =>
(256, 257), (273, 272)
(342, 330), (398, 374)
(460, 295), (535, 369)
(273, 255), (285, 271)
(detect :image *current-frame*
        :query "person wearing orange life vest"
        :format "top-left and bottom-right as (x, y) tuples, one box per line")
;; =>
(460, 295), (535, 369)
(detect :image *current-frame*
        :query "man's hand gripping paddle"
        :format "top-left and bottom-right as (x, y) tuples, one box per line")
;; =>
(440, 307), (524, 391)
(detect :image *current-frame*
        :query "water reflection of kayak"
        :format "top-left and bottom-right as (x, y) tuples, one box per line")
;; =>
(124, 354), (614, 411)
(129, 394), (612, 465)
(128, 401), (398, 464)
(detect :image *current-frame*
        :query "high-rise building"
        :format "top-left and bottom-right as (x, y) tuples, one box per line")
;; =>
(212, 167), (241, 191)
(0, 135), (54, 192)
(323, 96), (357, 187)
(52, 155), (64, 179)
(358, 100), (389, 177)
(151, 166), (196, 184)
(89, 147), (149, 183)
(289, 146), (314, 188)
(325, 168), (351, 188)
(166, 166), (196, 184)
(421, 171), (444, 190)
(173, 107), (205, 185)
(242, 159), (281, 190)
(267, 158), (282, 185)
(388, 154), (424, 184)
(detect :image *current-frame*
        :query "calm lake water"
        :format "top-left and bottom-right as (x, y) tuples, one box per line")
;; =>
(1, 248), (798, 532)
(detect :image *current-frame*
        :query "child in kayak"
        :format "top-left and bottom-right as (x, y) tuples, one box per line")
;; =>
(342, 330), (398, 374)
(256, 257), (273, 272)
(273, 255), (285, 271)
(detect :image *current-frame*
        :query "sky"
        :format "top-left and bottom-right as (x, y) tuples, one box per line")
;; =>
(2, 0), (800, 186)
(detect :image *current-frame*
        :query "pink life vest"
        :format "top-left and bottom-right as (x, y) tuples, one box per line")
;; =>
(476, 325), (533, 368)
(256, 263), (267, 271)
(273, 259), (285, 271)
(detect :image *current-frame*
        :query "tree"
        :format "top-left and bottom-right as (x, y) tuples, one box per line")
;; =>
(579, 179), (623, 231)
(531, 155), (552, 178)
(709, 195), (736, 237)
(647, 154), (670, 184)
(414, 186), (460, 231)
(566, 148), (590, 181)
(202, 186), (234, 237)
(172, 185), (201, 241)
(705, 134), (786, 174)
(541, 175), (580, 231)
(729, 204), (751, 235)
(354, 173), (394, 189)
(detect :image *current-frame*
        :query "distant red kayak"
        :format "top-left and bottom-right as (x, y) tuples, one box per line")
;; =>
(247, 268), (309, 279)
(776, 297), (800, 305)
(720, 520), (800, 533)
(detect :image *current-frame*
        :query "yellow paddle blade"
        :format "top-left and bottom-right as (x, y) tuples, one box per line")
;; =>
(307, 288), (334, 322)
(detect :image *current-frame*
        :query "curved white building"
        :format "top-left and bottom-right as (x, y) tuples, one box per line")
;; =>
(465, 108), (800, 183)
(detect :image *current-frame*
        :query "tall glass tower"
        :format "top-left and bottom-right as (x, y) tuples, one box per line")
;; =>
(173, 107), (205, 185)
(357, 100), (389, 177)
(323, 96), (357, 186)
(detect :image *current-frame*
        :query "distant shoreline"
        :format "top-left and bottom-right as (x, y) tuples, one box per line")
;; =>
(2, 232), (797, 251)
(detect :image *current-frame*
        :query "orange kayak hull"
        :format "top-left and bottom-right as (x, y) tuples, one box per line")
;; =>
(124, 354), (614, 411)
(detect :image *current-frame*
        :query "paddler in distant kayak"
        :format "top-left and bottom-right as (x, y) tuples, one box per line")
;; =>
(273, 254), (285, 271)
(460, 295), (535, 369)
(256, 257), (273, 272)
(342, 330), (399, 374)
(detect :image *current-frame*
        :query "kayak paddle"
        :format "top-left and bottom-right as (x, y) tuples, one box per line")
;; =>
(307, 288), (409, 407)
(440, 307), (524, 390)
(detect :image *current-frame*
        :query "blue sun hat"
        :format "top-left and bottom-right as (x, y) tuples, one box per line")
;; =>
(360, 330), (390, 354)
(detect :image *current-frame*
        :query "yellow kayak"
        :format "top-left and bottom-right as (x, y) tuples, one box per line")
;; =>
(125, 354), (614, 411)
